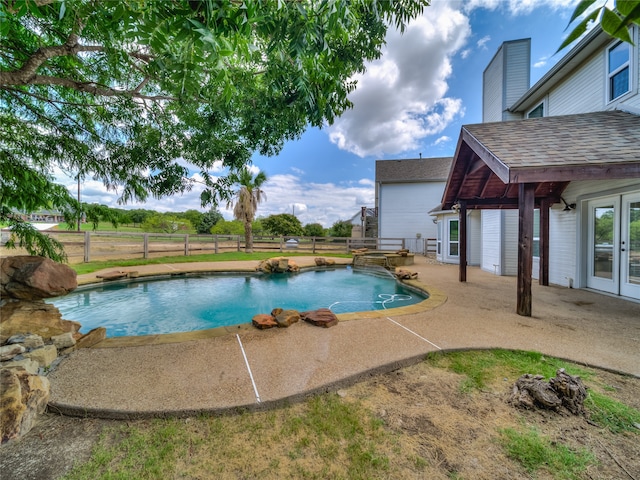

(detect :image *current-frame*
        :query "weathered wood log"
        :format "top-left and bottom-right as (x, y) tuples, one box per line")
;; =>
(509, 369), (587, 415)
(549, 368), (587, 414)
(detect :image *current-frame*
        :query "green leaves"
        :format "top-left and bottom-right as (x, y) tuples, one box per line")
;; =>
(560, 0), (639, 52)
(2, 0), (428, 259)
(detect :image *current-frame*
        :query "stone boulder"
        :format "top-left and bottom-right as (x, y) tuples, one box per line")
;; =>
(252, 314), (278, 330)
(394, 268), (418, 280)
(275, 309), (300, 328)
(1, 256), (77, 300)
(74, 327), (107, 350)
(301, 308), (339, 328)
(0, 368), (50, 443)
(256, 257), (300, 274)
(22, 344), (57, 368)
(51, 331), (76, 349)
(0, 344), (26, 361)
(314, 257), (336, 267)
(0, 300), (81, 343)
(6, 333), (44, 349)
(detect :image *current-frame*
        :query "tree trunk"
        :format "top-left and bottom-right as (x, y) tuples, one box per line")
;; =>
(244, 221), (253, 253)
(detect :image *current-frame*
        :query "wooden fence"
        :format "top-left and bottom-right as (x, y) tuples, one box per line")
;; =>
(1, 230), (438, 264)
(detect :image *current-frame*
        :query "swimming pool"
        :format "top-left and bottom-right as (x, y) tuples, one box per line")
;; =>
(49, 267), (427, 337)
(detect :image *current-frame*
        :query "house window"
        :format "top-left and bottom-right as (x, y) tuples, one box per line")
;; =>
(527, 103), (544, 118)
(533, 209), (540, 258)
(607, 40), (630, 101)
(448, 219), (459, 257)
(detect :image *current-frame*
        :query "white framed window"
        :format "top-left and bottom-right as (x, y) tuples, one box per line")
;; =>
(607, 40), (631, 102)
(448, 219), (459, 257)
(533, 209), (540, 258)
(527, 102), (544, 118)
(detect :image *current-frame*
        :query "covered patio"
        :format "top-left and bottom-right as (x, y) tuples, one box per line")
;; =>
(442, 109), (640, 316)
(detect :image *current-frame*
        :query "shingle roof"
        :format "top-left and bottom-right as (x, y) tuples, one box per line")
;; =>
(464, 110), (640, 175)
(442, 110), (640, 210)
(375, 157), (453, 183)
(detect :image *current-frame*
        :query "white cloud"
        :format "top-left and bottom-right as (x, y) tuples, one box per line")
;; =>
(476, 35), (491, 49)
(61, 170), (373, 228)
(461, 0), (578, 15)
(358, 178), (374, 187)
(534, 56), (549, 68)
(433, 135), (451, 146)
(256, 174), (374, 227)
(327, 1), (470, 157)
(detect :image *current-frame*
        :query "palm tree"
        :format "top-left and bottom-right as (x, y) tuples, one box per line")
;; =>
(228, 168), (267, 253)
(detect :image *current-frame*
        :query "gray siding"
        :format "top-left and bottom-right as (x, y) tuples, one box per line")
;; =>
(504, 41), (531, 110)
(483, 39), (531, 122)
(483, 50), (504, 122)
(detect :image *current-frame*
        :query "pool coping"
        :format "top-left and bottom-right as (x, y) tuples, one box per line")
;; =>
(73, 258), (448, 348)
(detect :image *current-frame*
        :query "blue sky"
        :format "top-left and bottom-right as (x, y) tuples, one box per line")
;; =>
(70, 0), (591, 227)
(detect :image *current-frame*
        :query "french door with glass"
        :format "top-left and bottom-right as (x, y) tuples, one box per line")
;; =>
(587, 192), (640, 299)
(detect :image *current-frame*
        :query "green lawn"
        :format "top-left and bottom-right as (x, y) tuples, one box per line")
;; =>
(71, 251), (351, 275)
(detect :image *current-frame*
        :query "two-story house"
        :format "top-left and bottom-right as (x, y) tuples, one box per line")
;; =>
(375, 157), (452, 252)
(439, 26), (640, 312)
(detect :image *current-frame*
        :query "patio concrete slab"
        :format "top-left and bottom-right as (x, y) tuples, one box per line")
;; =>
(47, 256), (640, 419)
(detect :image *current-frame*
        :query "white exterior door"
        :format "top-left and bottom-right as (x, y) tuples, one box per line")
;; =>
(620, 192), (640, 299)
(587, 196), (620, 294)
(586, 192), (640, 300)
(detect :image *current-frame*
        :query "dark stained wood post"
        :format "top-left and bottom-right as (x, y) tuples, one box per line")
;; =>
(517, 184), (535, 316)
(459, 201), (467, 282)
(539, 198), (550, 286)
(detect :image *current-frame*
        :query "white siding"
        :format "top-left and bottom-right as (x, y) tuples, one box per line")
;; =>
(469, 210), (482, 266)
(548, 205), (576, 287)
(548, 54), (604, 115)
(502, 210), (519, 276)
(378, 183), (444, 240)
(483, 50), (504, 122)
(547, 180), (640, 288)
(481, 210), (502, 274)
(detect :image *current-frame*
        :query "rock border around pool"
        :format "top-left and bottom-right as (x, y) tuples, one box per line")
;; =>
(74, 256), (447, 348)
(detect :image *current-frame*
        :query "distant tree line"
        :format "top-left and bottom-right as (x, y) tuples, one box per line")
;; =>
(70, 204), (355, 237)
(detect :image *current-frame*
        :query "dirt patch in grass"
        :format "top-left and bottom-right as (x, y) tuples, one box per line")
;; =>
(1, 356), (638, 480)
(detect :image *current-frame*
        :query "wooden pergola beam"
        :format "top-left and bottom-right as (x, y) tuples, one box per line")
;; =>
(517, 183), (535, 316)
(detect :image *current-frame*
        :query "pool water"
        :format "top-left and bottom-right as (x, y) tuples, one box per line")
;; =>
(49, 268), (427, 337)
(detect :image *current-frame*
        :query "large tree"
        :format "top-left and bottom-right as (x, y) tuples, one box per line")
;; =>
(262, 213), (304, 237)
(229, 168), (267, 253)
(1, 0), (427, 261)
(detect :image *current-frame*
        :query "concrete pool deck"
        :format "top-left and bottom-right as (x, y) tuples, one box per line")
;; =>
(47, 256), (640, 419)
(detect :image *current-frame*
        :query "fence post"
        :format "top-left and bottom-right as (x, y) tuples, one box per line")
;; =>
(84, 231), (90, 263)
(143, 234), (149, 259)
(237, 236), (240, 252)
(279, 237), (283, 252)
(346, 238), (350, 253)
(401, 238), (406, 250)
(184, 234), (189, 256)
(312, 237), (316, 253)
(215, 235), (219, 254)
